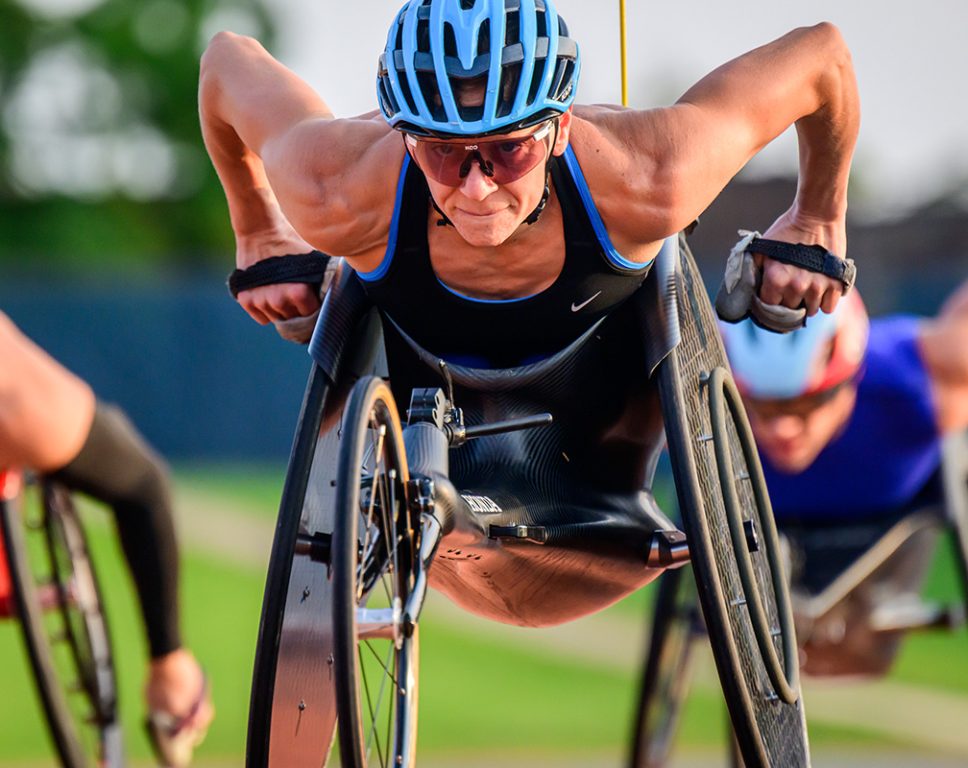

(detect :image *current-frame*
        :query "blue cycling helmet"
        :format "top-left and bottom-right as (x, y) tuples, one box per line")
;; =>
(377, 0), (581, 137)
(721, 291), (870, 399)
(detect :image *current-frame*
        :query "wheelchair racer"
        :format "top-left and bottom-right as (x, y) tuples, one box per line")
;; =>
(200, 0), (859, 358)
(0, 312), (213, 767)
(721, 277), (968, 673)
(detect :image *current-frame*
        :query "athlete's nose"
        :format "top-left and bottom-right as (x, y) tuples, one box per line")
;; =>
(764, 413), (805, 440)
(459, 161), (499, 201)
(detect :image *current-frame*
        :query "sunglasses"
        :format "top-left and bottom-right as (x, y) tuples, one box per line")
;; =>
(744, 378), (854, 422)
(404, 121), (555, 186)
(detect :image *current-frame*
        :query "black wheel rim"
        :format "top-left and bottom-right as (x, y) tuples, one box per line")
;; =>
(1, 475), (121, 768)
(333, 377), (418, 768)
(42, 483), (118, 724)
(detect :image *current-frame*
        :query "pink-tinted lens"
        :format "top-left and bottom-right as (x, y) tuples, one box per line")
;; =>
(408, 128), (551, 186)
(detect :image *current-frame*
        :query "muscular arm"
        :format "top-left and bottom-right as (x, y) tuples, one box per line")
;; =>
(919, 279), (968, 433)
(582, 23), (859, 314)
(199, 33), (400, 323)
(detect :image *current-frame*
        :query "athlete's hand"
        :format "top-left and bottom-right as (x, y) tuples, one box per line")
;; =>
(234, 228), (323, 328)
(236, 283), (321, 326)
(755, 215), (847, 318)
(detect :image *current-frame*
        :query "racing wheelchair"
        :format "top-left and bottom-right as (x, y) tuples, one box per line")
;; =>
(0, 469), (122, 767)
(629, 430), (968, 767)
(246, 235), (810, 767)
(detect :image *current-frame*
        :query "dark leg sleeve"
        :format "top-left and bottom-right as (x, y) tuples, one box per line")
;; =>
(49, 402), (181, 658)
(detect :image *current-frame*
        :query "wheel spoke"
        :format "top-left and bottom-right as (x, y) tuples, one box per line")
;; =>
(365, 424), (387, 526)
(362, 639), (399, 688)
(362, 640), (395, 766)
(357, 645), (387, 768)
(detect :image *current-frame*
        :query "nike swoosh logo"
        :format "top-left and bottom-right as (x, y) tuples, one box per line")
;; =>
(571, 290), (602, 312)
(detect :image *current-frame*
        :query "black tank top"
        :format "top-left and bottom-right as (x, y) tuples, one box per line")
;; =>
(358, 146), (654, 368)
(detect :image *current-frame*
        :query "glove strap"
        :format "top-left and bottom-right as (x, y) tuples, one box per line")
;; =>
(227, 251), (332, 298)
(751, 238), (856, 292)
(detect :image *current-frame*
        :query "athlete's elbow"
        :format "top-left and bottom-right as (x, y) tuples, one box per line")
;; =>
(202, 30), (258, 58)
(199, 31), (264, 86)
(807, 22), (855, 84)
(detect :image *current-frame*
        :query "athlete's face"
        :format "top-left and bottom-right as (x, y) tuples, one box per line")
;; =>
(417, 112), (572, 247)
(744, 383), (857, 473)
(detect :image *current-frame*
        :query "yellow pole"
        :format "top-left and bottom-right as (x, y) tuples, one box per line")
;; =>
(619, 0), (628, 107)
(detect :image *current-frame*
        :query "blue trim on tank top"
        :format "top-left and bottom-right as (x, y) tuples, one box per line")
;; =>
(560, 146), (652, 273)
(436, 276), (539, 303)
(357, 154), (410, 283)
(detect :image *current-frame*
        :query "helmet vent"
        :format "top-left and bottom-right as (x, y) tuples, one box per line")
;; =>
(505, 10), (520, 46)
(534, 6), (548, 39)
(549, 58), (571, 102)
(443, 23), (459, 58)
(378, 78), (399, 116)
(526, 60), (544, 106)
(496, 62), (522, 118)
(416, 16), (431, 53)
(476, 18), (491, 58)
(459, 0), (476, 9)
(395, 67), (418, 116)
(417, 71), (447, 122)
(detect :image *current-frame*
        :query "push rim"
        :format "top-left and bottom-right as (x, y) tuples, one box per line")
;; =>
(707, 366), (799, 703)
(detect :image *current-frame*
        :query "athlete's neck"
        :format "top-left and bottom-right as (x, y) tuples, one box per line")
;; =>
(427, 190), (565, 300)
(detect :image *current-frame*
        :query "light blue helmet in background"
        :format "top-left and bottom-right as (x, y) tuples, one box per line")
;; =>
(720, 291), (870, 399)
(377, 0), (581, 137)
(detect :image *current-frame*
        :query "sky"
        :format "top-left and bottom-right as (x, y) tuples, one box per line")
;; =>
(263, 0), (968, 218)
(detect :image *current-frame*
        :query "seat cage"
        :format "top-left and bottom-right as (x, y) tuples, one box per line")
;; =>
(304, 241), (687, 626)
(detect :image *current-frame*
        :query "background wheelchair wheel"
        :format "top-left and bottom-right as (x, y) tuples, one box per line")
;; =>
(657, 237), (809, 768)
(940, 431), (968, 626)
(332, 376), (418, 768)
(0, 474), (122, 768)
(630, 565), (703, 768)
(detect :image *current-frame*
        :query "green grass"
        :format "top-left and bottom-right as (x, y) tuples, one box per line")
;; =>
(1, 468), (967, 766)
(171, 463), (286, 521)
(888, 539), (968, 694)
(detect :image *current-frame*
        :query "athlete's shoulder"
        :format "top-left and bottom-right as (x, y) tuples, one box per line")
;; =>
(566, 106), (679, 247)
(274, 117), (405, 264)
(861, 314), (929, 396)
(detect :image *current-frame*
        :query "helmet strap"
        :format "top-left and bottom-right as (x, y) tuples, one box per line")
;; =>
(523, 173), (551, 226)
(429, 195), (454, 227)
(522, 118), (560, 226)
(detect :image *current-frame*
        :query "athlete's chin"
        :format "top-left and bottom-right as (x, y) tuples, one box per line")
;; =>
(453, 214), (519, 246)
(765, 444), (822, 474)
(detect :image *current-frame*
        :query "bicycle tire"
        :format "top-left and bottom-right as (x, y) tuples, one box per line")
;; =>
(332, 376), (418, 768)
(0, 475), (122, 768)
(656, 238), (809, 768)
